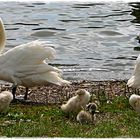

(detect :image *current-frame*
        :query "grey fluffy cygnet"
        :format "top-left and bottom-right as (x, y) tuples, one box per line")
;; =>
(76, 103), (98, 124)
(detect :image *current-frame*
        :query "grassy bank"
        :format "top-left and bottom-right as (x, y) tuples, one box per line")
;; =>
(0, 95), (140, 138)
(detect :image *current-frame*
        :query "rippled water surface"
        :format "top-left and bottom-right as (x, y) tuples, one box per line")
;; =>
(0, 1), (140, 81)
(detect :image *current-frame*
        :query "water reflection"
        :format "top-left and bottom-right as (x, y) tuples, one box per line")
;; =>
(130, 2), (140, 24)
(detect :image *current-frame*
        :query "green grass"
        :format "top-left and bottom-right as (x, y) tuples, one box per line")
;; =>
(0, 95), (140, 137)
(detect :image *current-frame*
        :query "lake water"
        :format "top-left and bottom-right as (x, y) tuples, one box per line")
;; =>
(0, 1), (140, 81)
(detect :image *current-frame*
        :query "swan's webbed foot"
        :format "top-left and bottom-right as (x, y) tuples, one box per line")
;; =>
(11, 85), (29, 103)
(11, 86), (44, 105)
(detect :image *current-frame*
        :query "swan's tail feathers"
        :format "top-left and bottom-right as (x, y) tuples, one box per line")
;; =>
(0, 18), (6, 52)
(14, 64), (70, 87)
(15, 63), (63, 78)
(44, 71), (70, 86)
(127, 76), (135, 87)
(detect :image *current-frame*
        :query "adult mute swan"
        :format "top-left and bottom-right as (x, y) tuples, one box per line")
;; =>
(127, 54), (140, 88)
(0, 18), (70, 101)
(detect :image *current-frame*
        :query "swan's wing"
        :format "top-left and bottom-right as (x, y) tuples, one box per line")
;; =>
(13, 63), (62, 78)
(1, 40), (62, 74)
(0, 40), (70, 86)
(2, 40), (56, 66)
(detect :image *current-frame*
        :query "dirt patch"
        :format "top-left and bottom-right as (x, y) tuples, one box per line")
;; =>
(0, 80), (139, 104)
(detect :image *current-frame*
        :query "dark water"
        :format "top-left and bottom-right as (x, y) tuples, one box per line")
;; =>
(0, 1), (140, 81)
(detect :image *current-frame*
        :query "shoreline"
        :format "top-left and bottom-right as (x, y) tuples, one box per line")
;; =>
(0, 79), (137, 105)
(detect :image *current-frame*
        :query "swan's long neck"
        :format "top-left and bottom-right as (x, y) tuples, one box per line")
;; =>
(0, 18), (6, 52)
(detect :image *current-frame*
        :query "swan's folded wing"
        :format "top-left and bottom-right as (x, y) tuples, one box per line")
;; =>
(12, 63), (69, 86)
(2, 40), (56, 67)
(0, 40), (70, 86)
(13, 63), (62, 78)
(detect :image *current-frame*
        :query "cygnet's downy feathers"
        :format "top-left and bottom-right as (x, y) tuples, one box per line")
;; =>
(76, 102), (98, 124)
(61, 89), (91, 114)
(129, 94), (140, 114)
(0, 91), (13, 113)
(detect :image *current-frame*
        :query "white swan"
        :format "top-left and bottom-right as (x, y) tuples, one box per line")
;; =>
(0, 18), (70, 101)
(129, 94), (140, 114)
(0, 91), (13, 114)
(127, 54), (140, 88)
